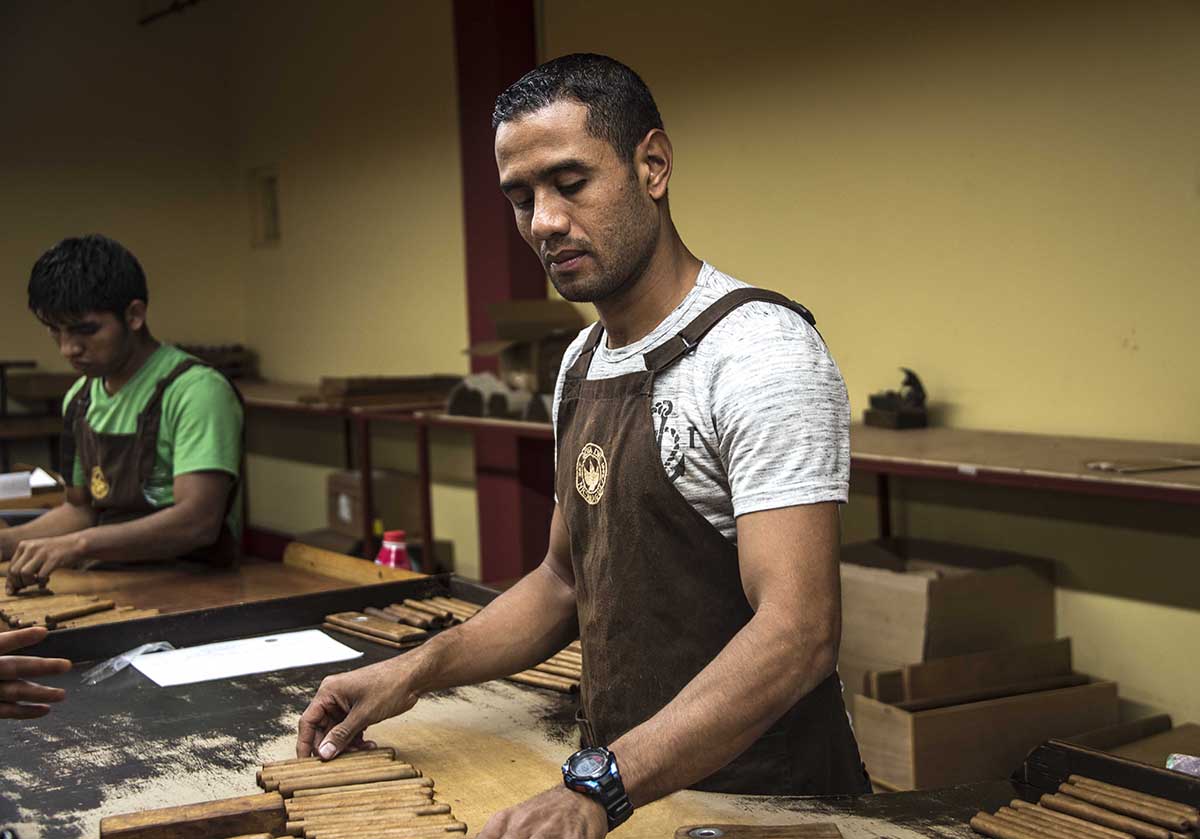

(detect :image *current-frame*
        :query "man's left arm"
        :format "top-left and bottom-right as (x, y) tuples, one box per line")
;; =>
(478, 501), (843, 837)
(5, 471), (234, 588)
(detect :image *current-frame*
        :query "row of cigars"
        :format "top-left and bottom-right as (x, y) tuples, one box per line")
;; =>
(0, 590), (157, 630)
(322, 595), (583, 694)
(102, 747), (465, 839)
(972, 776), (1199, 839)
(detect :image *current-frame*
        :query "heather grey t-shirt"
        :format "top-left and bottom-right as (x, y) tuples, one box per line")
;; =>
(552, 262), (850, 543)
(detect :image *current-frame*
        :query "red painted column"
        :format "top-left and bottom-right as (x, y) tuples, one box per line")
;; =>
(453, 0), (554, 583)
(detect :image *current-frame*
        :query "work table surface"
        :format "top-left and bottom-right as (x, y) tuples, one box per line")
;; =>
(4, 628), (1022, 839)
(0, 556), (413, 616)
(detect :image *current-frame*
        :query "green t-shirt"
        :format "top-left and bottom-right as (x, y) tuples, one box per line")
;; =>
(63, 344), (244, 536)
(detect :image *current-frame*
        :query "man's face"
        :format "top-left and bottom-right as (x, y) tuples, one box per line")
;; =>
(44, 311), (135, 378)
(495, 100), (659, 303)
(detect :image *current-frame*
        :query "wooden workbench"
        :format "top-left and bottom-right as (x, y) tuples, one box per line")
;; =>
(4, 616), (1020, 839)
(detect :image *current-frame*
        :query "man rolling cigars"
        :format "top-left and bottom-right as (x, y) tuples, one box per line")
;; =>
(296, 54), (868, 836)
(2, 234), (244, 593)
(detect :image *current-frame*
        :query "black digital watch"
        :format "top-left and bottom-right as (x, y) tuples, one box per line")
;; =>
(562, 746), (634, 831)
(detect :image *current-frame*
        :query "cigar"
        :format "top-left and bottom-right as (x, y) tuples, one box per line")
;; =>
(1041, 794), (1172, 839)
(263, 747), (397, 771)
(1059, 785), (1193, 832)
(424, 597), (474, 617)
(326, 613), (427, 642)
(401, 599), (452, 621)
(46, 600), (115, 627)
(1068, 778), (1199, 826)
(264, 761), (416, 790)
(534, 662), (581, 680)
(974, 812), (1055, 839)
(277, 765), (421, 796)
(306, 822), (466, 839)
(290, 776), (433, 798)
(382, 606), (433, 628)
(506, 670), (578, 693)
(286, 789), (434, 814)
(290, 808), (453, 827)
(997, 808), (1098, 839)
(440, 597), (481, 614)
(1011, 801), (1134, 839)
(322, 624), (424, 650)
(259, 752), (402, 785)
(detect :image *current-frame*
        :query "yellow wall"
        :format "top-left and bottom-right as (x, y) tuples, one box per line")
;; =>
(0, 0), (245, 367)
(0, 0), (480, 577)
(223, 1), (479, 576)
(542, 0), (1200, 723)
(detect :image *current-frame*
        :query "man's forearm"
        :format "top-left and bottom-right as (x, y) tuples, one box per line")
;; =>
(1, 503), (95, 551)
(76, 503), (221, 563)
(611, 602), (838, 806)
(407, 561), (579, 694)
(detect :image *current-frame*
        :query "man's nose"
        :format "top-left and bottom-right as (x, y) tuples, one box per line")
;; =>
(58, 335), (82, 359)
(530, 196), (570, 242)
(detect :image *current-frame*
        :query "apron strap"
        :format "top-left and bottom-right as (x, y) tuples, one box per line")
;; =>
(60, 381), (94, 488)
(565, 322), (606, 379)
(643, 288), (818, 373)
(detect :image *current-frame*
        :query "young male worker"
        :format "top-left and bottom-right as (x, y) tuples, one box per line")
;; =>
(296, 55), (868, 835)
(2, 235), (243, 594)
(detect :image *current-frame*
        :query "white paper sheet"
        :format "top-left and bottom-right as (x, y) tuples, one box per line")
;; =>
(131, 629), (363, 687)
(0, 471), (32, 500)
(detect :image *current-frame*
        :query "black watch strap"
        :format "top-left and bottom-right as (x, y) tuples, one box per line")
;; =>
(602, 791), (633, 831)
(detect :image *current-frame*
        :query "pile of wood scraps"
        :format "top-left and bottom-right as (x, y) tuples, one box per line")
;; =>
(0, 590), (157, 630)
(101, 747), (466, 838)
(971, 776), (1198, 839)
(505, 640), (582, 694)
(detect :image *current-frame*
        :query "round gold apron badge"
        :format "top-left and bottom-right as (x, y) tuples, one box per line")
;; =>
(90, 465), (111, 500)
(575, 443), (608, 506)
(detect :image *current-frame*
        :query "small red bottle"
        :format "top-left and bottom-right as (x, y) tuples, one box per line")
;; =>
(375, 529), (413, 570)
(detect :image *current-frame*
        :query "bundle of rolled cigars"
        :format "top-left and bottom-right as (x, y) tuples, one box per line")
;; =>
(101, 747), (465, 839)
(322, 596), (583, 694)
(0, 588), (157, 630)
(971, 775), (1199, 839)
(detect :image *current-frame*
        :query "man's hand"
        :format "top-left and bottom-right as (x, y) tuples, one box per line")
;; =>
(6, 533), (87, 594)
(297, 657), (423, 759)
(0, 626), (72, 719)
(478, 786), (607, 839)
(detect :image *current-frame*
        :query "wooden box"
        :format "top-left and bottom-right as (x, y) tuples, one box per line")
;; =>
(327, 469), (422, 540)
(854, 679), (1119, 790)
(839, 538), (1055, 704)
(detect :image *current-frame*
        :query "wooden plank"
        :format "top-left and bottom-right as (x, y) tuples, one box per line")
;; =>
(1067, 716), (1174, 752)
(325, 612), (427, 643)
(99, 792), (284, 839)
(895, 673), (1089, 712)
(902, 639), (1072, 702)
(282, 542), (423, 584)
(852, 694), (917, 790)
(1111, 724), (1200, 768)
(674, 825), (842, 838)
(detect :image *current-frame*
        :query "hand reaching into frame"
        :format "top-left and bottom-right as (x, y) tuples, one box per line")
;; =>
(0, 626), (72, 719)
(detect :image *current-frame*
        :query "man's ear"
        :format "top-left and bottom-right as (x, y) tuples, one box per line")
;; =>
(125, 300), (147, 333)
(635, 128), (673, 201)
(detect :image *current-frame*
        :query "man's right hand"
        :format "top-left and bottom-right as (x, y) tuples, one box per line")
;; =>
(1, 626), (72, 719)
(297, 657), (424, 759)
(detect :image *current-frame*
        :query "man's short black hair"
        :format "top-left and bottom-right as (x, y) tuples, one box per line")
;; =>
(492, 53), (664, 162)
(28, 234), (148, 325)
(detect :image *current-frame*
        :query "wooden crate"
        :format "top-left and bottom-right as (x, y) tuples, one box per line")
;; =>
(854, 679), (1119, 790)
(840, 538), (1055, 702)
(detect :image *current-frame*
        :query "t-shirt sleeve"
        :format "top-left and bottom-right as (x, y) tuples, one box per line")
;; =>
(162, 371), (243, 479)
(708, 309), (850, 517)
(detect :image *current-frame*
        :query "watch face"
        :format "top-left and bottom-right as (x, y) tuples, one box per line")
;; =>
(570, 749), (608, 779)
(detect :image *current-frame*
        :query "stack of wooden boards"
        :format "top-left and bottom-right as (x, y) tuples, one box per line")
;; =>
(100, 747), (466, 838)
(0, 587), (156, 630)
(855, 639), (1120, 789)
(971, 776), (1199, 839)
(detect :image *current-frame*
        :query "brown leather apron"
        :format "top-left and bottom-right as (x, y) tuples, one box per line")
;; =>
(61, 358), (241, 567)
(557, 288), (869, 795)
